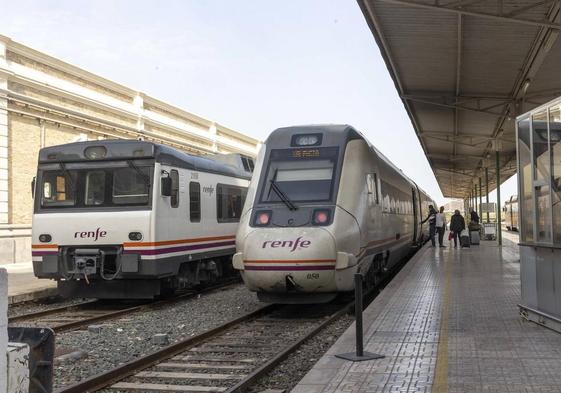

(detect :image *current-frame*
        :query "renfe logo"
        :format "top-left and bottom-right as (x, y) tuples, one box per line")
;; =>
(74, 228), (107, 241)
(262, 237), (311, 252)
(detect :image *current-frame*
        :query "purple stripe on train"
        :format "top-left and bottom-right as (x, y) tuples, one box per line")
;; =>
(244, 265), (335, 271)
(124, 240), (236, 256)
(32, 251), (58, 256)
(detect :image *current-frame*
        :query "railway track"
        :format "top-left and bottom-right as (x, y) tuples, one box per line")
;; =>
(52, 249), (416, 392)
(9, 279), (241, 334)
(55, 301), (350, 393)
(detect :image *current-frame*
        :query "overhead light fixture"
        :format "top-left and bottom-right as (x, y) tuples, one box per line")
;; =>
(522, 79), (531, 95)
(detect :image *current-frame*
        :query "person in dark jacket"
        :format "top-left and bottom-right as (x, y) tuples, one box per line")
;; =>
(469, 207), (480, 224)
(450, 209), (466, 248)
(422, 205), (438, 247)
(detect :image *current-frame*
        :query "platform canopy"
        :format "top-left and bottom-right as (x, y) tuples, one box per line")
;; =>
(359, 0), (561, 198)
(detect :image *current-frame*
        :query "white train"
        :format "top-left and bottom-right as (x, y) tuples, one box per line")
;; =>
(233, 125), (435, 303)
(32, 140), (252, 298)
(504, 195), (519, 231)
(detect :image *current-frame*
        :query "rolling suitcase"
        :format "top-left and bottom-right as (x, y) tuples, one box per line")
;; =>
(460, 229), (470, 248)
(470, 231), (480, 245)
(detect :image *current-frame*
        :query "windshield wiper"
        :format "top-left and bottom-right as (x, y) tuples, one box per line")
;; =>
(127, 160), (151, 188)
(269, 178), (298, 211)
(59, 162), (75, 192)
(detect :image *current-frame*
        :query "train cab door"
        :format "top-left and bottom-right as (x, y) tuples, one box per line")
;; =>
(412, 188), (418, 245)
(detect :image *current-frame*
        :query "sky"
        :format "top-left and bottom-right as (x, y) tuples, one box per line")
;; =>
(2, 0), (517, 207)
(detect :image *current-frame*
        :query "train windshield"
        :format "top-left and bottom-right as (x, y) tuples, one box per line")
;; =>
(39, 163), (153, 209)
(260, 147), (338, 203)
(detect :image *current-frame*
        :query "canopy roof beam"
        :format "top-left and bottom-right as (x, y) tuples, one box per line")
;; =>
(378, 0), (561, 30)
(505, 0), (556, 17)
(401, 95), (507, 117)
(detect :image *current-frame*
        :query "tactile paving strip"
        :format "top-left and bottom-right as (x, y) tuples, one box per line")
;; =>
(292, 232), (561, 392)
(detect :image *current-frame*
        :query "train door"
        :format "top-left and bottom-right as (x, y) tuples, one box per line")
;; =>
(412, 187), (418, 244)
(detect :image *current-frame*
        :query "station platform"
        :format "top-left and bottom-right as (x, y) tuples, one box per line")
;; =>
(292, 231), (561, 392)
(2, 262), (57, 304)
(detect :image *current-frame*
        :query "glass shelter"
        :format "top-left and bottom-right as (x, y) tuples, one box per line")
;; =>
(517, 97), (561, 332)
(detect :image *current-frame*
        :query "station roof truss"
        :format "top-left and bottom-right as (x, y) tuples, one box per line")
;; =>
(358, 0), (561, 198)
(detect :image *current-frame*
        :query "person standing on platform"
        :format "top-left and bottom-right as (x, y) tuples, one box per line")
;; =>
(422, 205), (437, 247)
(450, 209), (466, 248)
(436, 206), (447, 247)
(470, 207), (480, 224)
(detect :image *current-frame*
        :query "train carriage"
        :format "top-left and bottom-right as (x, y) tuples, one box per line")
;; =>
(32, 140), (252, 298)
(234, 125), (435, 303)
(504, 195), (519, 231)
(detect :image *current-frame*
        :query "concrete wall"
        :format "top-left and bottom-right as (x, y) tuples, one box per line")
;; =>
(0, 226), (31, 265)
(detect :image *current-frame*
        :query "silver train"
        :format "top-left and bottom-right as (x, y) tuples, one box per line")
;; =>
(233, 125), (436, 303)
(503, 195), (519, 231)
(32, 140), (252, 298)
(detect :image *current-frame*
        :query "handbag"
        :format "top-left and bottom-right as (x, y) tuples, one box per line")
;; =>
(448, 231), (454, 241)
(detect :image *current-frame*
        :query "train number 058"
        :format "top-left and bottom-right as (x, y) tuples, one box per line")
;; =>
(306, 273), (320, 280)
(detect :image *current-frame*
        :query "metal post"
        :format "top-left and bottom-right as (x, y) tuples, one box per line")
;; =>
(496, 150), (502, 245)
(474, 184), (478, 213)
(355, 274), (364, 356)
(479, 177), (482, 218)
(485, 167), (490, 223)
(336, 274), (384, 362)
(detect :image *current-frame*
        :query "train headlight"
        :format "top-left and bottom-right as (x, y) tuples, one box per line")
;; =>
(291, 133), (322, 147)
(128, 232), (143, 241)
(291, 134), (322, 146)
(39, 234), (52, 243)
(254, 211), (271, 226)
(84, 146), (107, 160)
(312, 209), (331, 226)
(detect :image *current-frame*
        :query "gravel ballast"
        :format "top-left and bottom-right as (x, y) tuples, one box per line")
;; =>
(54, 284), (262, 389)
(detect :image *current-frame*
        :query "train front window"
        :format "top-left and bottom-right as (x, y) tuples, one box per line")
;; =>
(42, 171), (76, 207)
(113, 167), (151, 205)
(260, 147), (338, 203)
(39, 164), (153, 209)
(85, 171), (106, 206)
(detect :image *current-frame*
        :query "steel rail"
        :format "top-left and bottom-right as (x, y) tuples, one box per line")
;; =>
(10, 279), (241, 333)
(225, 302), (352, 393)
(54, 304), (279, 393)
(8, 299), (99, 323)
(227, 246), (419, 392)
(54, 247), (420, 392)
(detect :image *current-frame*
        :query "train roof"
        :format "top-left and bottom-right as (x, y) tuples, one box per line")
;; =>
(267, 124), (434, 201)
(38, 139), (252, 179)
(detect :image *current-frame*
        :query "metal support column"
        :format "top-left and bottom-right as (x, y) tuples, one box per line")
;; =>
(474, 184), (478, 212)
(479, 177), (482, 217)
(485, 167), (490, 223)
(496, 150), (502, 245)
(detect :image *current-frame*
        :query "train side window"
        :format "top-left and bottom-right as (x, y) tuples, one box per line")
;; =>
(367, 173), (379, 204)
(189, 182), (201, 222)
(241, 157), (251, 172)
(170, 169), (179, 208)
(240, 157), (255, 173)
(217, 183), (248, 222)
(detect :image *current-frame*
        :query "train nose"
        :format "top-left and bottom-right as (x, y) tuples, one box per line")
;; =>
(233, 228), (347, 295)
